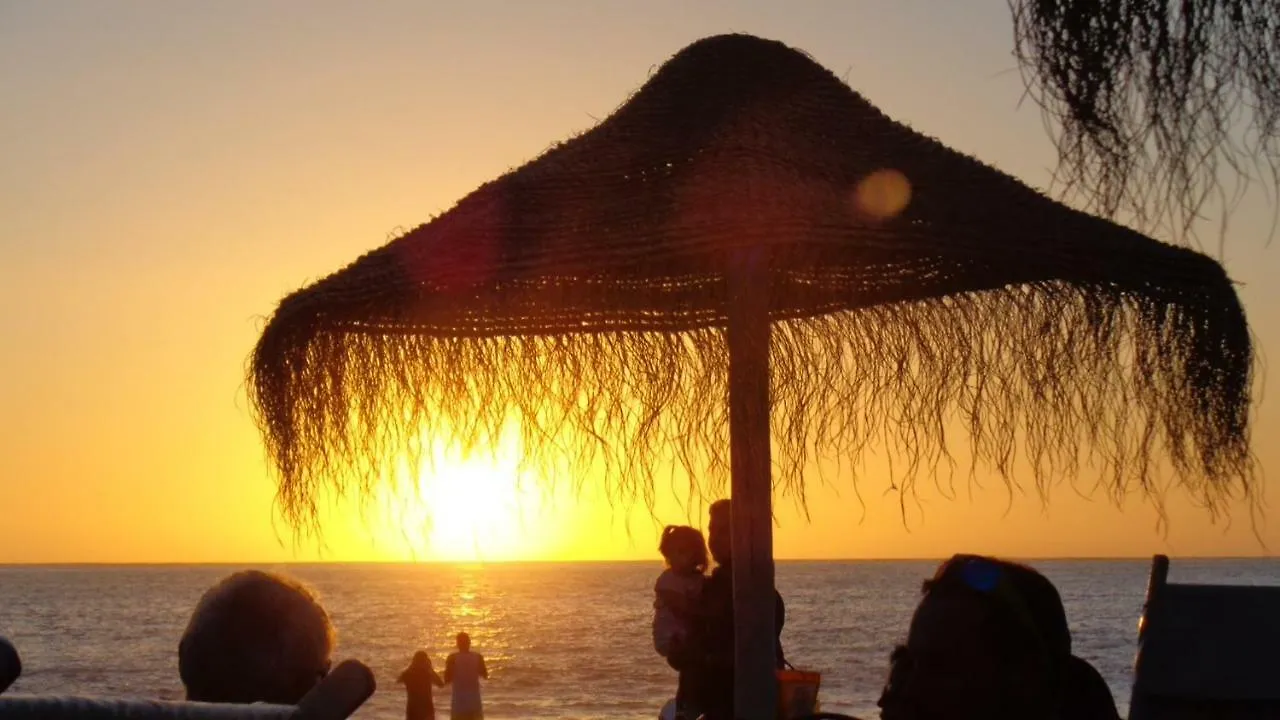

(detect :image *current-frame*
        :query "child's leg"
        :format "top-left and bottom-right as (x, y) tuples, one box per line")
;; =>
(674, 671), (690, 719)
(675, 669), (704, 720)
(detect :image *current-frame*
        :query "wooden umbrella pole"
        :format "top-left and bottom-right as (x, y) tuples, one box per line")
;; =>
(727, 251), (777, 720)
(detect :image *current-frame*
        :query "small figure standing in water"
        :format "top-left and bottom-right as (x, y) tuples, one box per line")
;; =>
(397, 651), (444, 720)
(653, 524), (709, 720)
(444, 632), (488, 720)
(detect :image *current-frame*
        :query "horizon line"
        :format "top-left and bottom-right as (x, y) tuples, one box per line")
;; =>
(0, 554), (1273, 567)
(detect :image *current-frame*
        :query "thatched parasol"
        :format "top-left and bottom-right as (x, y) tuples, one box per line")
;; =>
(248, 34), (1254, 718)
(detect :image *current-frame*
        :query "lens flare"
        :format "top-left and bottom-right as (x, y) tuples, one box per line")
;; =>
(852, 168), (912, 221)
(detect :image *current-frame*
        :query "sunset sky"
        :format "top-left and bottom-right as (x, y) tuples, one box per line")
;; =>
(2, 1), (1277, 563)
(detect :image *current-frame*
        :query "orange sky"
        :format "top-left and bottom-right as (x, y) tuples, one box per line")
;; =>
(1, 1), (1277, 563)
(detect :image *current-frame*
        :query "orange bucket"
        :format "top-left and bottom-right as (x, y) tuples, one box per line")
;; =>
(776, 667), (822, 719)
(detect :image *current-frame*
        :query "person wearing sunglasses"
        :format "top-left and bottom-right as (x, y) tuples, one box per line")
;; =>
(178, 570), (335, 704)
(877, 554), (1120, 720)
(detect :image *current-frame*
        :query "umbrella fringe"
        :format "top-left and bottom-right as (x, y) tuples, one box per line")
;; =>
(1011, 0), (1280, 243)
(248, 277), (1256, 536)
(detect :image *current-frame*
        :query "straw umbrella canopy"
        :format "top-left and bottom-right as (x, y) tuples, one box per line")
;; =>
(248, 34), (1254, 718)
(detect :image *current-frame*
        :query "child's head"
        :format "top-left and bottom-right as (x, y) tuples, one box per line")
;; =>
(659, 525), (708, 574)
(411, 650), (432, 669)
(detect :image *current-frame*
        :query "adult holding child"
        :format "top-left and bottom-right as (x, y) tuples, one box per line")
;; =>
(665, 499), (787, 720)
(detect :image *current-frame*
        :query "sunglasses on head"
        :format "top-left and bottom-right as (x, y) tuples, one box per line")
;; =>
(941, 556), (1050, 656)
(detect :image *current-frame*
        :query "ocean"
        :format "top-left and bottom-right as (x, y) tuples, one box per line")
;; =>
(0, 559), (1275, 718)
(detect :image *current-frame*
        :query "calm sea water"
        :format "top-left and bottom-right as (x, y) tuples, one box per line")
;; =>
(0, 560), (1276, 718)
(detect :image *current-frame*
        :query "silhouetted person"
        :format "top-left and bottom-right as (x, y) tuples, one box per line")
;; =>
(1063, 654), (1124, 720)
(398, 650), (445, 720)
(667, 499), (786, 720)
(653, 525), (709, 720)
(178, 570), (334, 704)
(0, 637), (20, 695)
(444, 632), (488, 720)
(877, 554), (1120, 720)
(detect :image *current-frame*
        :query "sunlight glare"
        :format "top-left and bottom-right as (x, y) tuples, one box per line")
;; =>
(372, 431), (549, 562)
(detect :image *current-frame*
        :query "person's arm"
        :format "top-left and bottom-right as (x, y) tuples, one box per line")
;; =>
(701, 611), (734, 668)
(656, 587), (687, 613)
(705, 645), (734, 669)
(709, 575), (741, 668)
(443, 654), (454, 684)
(479, 656), (489, 680)
(430, 668), (444, 688)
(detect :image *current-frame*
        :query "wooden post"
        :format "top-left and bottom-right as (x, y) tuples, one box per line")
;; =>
(727, 251), (777, 720)
(1130, 554), (1170, 719)
(1138, 554), (1169, 644)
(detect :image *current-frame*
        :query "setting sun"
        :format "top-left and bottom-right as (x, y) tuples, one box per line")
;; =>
(370, 432), (551, 562)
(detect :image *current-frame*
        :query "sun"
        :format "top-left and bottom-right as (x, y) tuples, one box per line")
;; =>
(372, 434), (549, 562)
(415, 453), (536, 561)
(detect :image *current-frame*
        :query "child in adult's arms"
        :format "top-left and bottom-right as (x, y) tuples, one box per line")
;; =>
(653, 525), (709, 720)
